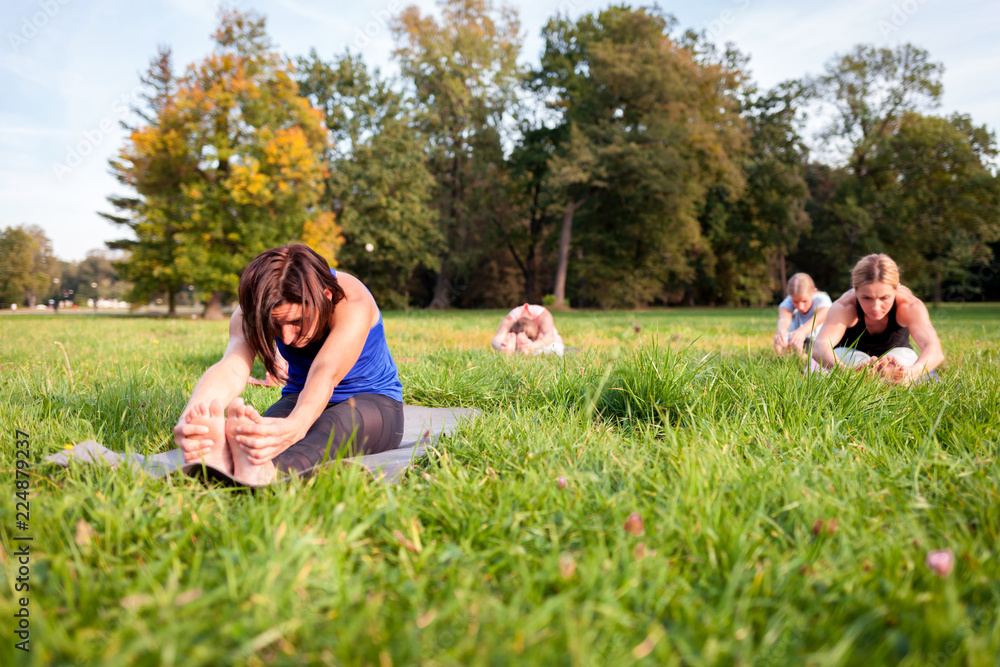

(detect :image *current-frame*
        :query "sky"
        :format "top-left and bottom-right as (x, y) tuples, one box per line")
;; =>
(1, 0), (998, 261)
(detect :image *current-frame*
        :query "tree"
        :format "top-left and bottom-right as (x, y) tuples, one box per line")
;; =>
(0, 225), (57, 308)
(105, 9), (330, 319)
(296, 50), (441, 308)
(52, 250), (132, 305)
(503, 123), (565, 303)
(392, 0), (523, 308)
(698, 81), (812, 305)
(535, 6), (747, 307)
(812, 43), (943, 178)
(103, 46), (189, 315)
(869, 112), (1000, 301)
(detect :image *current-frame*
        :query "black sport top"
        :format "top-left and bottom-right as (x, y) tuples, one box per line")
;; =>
(836, 296), (911, 356)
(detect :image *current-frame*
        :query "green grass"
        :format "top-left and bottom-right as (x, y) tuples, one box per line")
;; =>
(1, 305), (998, 666)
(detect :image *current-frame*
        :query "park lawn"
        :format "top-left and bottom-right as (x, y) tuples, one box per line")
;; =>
(0, 305), (998, 666)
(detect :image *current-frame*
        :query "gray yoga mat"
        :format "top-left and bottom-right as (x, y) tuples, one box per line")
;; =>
(45, 405), (478, 485)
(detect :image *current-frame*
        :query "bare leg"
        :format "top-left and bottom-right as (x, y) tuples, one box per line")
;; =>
(185, 399), (232, 474)
(226, 398), (276, 486)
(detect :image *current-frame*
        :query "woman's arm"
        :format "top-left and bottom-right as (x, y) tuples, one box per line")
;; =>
(774, 307), (792, 347)
(528, 310), (557, 353)
(896, 292), (945, 381)
(285, 296), (372, 438)
(492, 314), (516, 350)
(789, 306), (830, 348)
(173, 308), (254, 447)
(811, 296), (855, 369)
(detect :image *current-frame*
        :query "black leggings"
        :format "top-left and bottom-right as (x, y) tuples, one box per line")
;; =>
(265, 393), (404, 478)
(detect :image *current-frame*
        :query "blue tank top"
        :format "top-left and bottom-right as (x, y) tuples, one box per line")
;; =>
(275, 270), (403, 403)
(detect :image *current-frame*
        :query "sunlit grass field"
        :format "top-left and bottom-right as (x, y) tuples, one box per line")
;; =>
(1, 305), (998, 666)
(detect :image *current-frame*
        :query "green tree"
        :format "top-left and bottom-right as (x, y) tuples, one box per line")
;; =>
(105, 9), (329, 319)
(797, 45), (999, 302)
(503, 123), (565, 303)
(296, 51), (441, 308)
(812, 43), (943, 178)
(536, 6), (747, 307)
(791, 44), (945, 294)
(0, 225), (58, 308)
(392, 0), (522, 308)
(699, 81), (811, 305)
(104, 46), (189, 315)
(869, 112), (1000, 301)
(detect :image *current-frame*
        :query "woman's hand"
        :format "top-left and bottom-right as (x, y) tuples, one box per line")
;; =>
(516, 332), (532, 355)
(230, 404), (302, 466)
(788, 328), (809, 351)
(868, 356), (910, 384)
(499, 332), (517, 354)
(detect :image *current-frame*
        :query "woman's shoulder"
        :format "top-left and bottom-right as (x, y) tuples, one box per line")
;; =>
(331, 271), (379, 326)
(813, 291), (833, 307)
(895, 285), (919, 303)
(894, 286), (926, 317)
(333, 271), (368, 300)
(832, 289), (857, 307)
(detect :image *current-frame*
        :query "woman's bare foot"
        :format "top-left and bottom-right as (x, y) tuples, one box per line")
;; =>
(185, 399), (233, 474)
(226, 398), (276, 486)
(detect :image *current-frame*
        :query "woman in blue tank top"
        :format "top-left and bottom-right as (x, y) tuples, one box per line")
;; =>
(811, 254), (944, 384)
(173, 244), (403, 486)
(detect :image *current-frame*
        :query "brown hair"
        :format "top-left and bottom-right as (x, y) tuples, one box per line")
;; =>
(786, 273), (815, 297)
(510, 316), (539, 340)
(851, 254), (900, 289)
(238, 244), (346, 379)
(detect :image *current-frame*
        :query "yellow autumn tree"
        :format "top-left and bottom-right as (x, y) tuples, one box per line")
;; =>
(302, 211), (344, 266)
(105, 9), (333, 318)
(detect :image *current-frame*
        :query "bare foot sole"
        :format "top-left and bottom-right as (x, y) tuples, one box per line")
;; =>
(186, 399), (232, 475)
(226, 398), (276, 487)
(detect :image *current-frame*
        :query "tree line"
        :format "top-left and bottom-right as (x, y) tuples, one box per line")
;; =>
(0, 225), (131, 309)
(4, 2), (998, 314)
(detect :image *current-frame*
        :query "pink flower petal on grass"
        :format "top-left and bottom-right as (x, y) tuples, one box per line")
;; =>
(624, 513), (644, 537)
(926, 549), (954, 577)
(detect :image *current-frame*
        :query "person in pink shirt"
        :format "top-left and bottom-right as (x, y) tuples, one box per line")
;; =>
(491, 303), (564, 356)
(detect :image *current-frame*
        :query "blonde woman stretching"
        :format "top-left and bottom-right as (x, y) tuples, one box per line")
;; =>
(812, 254), (944, 384)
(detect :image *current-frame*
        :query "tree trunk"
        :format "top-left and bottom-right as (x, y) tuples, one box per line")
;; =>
(525, 246), (537, 304)
(168, 289), (177, 317)
(934, 273), (942, 305)
(202, 290), (225, 320)
(428, 262), (452, 309)
(524, 183), (543, 303)
(553, 198), (583, 308)
(778, 252), (787, 291)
